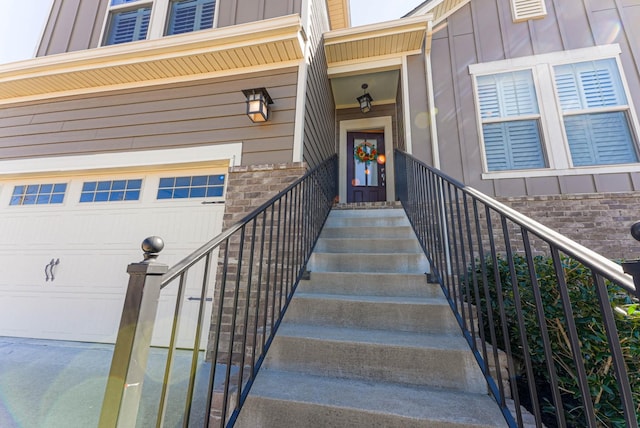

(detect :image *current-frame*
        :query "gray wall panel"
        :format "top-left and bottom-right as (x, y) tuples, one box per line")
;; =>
(407, 55), (431, 164)
(471, 0), (505, 62)
(559, 175), (597, 193)
(38, 0), (107, 55)
(494, 178), (527, 197)
(217, 0), (302, 27)
(525, 176), (561, 195)
(302, 0), (335, 167)
(0, 68), (298, 165)
(429, 0), (640, 196)
(594, 173), (634, 192)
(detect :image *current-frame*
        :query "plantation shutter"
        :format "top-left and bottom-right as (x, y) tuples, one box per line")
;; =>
(168, 0), (216, 35)
(554, 59), (637, 166)
(510, 0), (547, 22)
(484, 121), (545, 171)
(107, 7), (151, 45)
(477, 71), (545, 171)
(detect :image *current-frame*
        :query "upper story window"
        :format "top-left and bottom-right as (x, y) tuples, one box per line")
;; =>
(470, 45), (640, 177)
(10, 183), (67, 206)
(103, 0), (217, 46)
(167, 0), (216, 35)
(477, 70), (546, 171)
(554, 59), (637, 167)
(106, 1), (152, 45)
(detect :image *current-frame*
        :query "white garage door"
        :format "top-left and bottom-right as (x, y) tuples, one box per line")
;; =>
(0, 166), (226, 348)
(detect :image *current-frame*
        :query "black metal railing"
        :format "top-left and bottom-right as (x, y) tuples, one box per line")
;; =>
(395, 150), (639, 427)
(100, 155), (338, 427)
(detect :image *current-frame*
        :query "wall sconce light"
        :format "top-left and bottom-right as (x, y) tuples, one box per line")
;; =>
(357, 83), (373, 114)
(242, 87), (273, 122)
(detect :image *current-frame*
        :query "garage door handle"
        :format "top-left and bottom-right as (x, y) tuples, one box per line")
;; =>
(187, 297), (213, 301)
(45, 258), (60, 282)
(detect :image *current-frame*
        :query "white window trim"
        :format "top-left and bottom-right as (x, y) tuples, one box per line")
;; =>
(100, 0), (220, 46)
(0, 144), (242, 178)
(469, 44), (640, 179)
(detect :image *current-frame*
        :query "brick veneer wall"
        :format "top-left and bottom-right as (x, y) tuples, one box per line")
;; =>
(497, 192), (640, 261)
(207, 162), (307, 425)
(209, 161), (307, 353)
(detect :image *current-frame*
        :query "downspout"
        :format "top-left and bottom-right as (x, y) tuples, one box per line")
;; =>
(423, 19), (450, 274)
(424, 20), (440, 169)
(292, 0), (312, 163)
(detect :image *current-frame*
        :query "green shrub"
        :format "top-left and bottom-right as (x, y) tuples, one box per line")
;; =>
(465, 254), (640, 427)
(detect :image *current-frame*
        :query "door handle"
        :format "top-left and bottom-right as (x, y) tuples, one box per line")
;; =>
(45, 258), (60, 282)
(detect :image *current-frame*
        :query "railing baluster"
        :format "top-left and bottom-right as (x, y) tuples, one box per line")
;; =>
(521, 229), (566, 428)
(394, 149), (640, 428)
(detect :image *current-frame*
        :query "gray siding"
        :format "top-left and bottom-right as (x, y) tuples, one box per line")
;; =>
(302, 0), (336, 167)
(217, 0), (302, 27)
(406, 54), (432, 164)
(0, 68), (298, 166)
(336, 104), (400, 146)
(37, 0), (303, 56)
(430, 0), (640, 196)
(37, 0), (108, 56)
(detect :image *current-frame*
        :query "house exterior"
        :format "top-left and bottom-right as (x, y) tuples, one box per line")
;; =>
(0, 0), (639, 345)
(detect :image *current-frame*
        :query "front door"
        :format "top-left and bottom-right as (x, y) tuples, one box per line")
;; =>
(347, 131), (386, 203)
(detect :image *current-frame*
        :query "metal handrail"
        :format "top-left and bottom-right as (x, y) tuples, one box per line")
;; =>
(395, 149), (639, 428)
(101, 154), (338, 428)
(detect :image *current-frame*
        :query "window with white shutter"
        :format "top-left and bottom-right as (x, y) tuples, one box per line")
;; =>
(477, 70), (546, 171)
(105, 1), (152, 46)
(554, 59), (637, 166)
(471, 45), (640, 177)
(167, 0), (216, 35)
(510, 0), (547, 22)
(103, 0), (217, 45)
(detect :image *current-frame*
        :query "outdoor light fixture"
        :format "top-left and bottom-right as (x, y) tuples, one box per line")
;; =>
(242, 87), (273, 122)
(357, 83), (373, 114)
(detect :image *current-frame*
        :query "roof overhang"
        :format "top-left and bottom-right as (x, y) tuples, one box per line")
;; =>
(326, 0), (350, 30)
(0, 14), (305, 105)
(405, 0), (471, 25)
(324, 14), (432, 76)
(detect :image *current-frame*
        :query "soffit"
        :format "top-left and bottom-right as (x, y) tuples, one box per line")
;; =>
(326, 0), (350, 30)
(0, 15), (305, 105)
(406, 0), (471, 25)
(324, 15), (432, 68)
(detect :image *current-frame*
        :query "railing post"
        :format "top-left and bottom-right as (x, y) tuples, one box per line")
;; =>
(622, 222), (640, 297)
(99, 236), (168, 428)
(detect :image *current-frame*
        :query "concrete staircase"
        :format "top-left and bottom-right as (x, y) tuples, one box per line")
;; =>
(236, 207), (507, 427)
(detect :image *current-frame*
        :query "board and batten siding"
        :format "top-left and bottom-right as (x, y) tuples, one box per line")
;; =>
(430, 0), (640, 197)
(217, 0), (302, 27)
(0, 68), (298, 166)
(37, 0), (303, 56)
(37, 0), (109, 56)
(302, 0), (336, 167)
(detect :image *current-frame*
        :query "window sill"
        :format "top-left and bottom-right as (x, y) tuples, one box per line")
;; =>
(481, 163), (640, 180)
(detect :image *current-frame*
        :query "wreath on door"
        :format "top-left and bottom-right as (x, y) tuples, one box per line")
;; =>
(354, 141), (378, 163)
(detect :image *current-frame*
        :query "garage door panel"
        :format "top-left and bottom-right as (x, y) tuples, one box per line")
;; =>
(0, 168), (225, 348)
(0, 291), (123, 342)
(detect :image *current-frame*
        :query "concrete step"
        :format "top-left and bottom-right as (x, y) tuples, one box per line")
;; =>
(324, 214), (409, 228)
(236, 370), (506, 428)
(307, 251), (429, 273)
(285, 292), (460, 334)
(298, 271), (440, 298)
(319, 225), (416, 239)
(264, 323), (486, 393)
(313, 236), (422, 253)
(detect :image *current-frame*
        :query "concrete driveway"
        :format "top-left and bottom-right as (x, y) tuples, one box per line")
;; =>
(0, 337), (211, 427)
